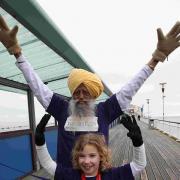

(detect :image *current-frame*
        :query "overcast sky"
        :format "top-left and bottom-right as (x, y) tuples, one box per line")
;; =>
(37, 0), (180, 117)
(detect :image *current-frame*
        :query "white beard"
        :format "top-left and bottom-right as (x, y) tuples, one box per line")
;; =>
(68, 99), (95, 117)
(64, 99), (98, 131)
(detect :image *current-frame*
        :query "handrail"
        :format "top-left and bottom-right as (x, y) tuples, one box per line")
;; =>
(144, 117), (180, 125)
(150, 118), (180, 125)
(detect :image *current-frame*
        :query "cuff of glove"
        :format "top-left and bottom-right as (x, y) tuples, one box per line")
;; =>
(152, 49), (167, 62)
(132, 139), (143, 147)
(8, 44), (21, 55)
(35, 132), (45, 146)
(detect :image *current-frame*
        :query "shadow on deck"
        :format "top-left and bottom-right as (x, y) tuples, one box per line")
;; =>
(23, 121), (180, 180)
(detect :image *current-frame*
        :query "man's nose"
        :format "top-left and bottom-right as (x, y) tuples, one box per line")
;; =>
(79, 91), (84, 99)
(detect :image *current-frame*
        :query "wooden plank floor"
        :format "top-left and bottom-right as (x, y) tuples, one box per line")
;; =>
(23, 120), (180, 180)
(110, 120), (180, 180)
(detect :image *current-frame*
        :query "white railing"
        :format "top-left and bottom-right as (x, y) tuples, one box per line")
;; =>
(141, 117), (180, 140)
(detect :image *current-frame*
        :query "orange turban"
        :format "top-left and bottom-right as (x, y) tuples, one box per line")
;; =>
(67, 69), (104, 99)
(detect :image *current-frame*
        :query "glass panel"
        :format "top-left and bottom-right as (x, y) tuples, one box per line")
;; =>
(34, 98), (55, 127)
(0, 87), (29, 132)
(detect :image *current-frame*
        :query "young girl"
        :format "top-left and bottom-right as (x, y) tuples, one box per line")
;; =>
(35, 114), (146, 180)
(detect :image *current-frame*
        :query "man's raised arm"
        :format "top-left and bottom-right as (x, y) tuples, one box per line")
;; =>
(116, 21), (180, 111)
(0, 16), (53, 110)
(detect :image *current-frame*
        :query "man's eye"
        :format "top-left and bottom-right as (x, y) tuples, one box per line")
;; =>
(74, 91), (80, 95)
(84, 92), (89, 96)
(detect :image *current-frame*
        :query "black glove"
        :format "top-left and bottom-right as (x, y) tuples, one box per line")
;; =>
(35, 114), (51, 146)
(121, 114), (143, 147)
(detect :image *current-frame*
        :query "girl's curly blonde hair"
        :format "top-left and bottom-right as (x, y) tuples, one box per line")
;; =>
(72, 133), (112, 171)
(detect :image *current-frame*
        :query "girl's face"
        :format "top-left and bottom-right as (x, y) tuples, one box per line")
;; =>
(78, 144), (100, 176)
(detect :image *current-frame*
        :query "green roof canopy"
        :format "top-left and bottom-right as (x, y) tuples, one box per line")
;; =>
(0, 0), (112, 102)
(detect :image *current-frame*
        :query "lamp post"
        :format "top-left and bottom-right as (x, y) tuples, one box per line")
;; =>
(146, 99), (150, 118)
(159, 83), (166, 121)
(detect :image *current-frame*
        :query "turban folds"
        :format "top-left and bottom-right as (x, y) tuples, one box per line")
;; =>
(68, 69), (104, 99)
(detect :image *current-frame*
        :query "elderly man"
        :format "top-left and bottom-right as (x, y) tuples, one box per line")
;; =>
(0, 16), (180, 167)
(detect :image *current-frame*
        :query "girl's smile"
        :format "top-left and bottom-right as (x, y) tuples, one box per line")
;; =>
(78, 144), (100, 176)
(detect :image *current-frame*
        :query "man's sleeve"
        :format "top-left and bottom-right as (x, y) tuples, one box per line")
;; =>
(100, 94), (123, 124)
(15, 54), (53, 110)
(116, 65), (153, 111)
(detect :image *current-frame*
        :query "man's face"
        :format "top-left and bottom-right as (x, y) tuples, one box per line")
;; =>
(73, 84), (93, 104)
(69, 84), (95, 117)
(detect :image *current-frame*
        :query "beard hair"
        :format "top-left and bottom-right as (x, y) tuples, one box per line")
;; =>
(68, 99), (96, 118)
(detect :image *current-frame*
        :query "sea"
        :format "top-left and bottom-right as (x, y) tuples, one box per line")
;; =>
(0, 115), (180, 133)
(0, 120), (55, 133)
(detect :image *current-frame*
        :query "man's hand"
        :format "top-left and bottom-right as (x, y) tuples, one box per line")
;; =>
(121, 114), (143, 147)
(0, 15), (21, 55)
(35, 114), (51, 146)
(153, 21), (180, 62)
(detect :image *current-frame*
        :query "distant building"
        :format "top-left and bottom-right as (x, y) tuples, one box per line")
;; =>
(127, 104), (141, 116)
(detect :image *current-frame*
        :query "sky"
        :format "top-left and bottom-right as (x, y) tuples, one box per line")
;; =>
(37, 0), (180, 117)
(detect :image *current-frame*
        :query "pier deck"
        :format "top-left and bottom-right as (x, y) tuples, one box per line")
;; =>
(23, 121), (180, 180)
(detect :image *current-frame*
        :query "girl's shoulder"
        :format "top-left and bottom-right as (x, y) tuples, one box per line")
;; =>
(55, 167), (81, 180)
(101, 164), (134, 180)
